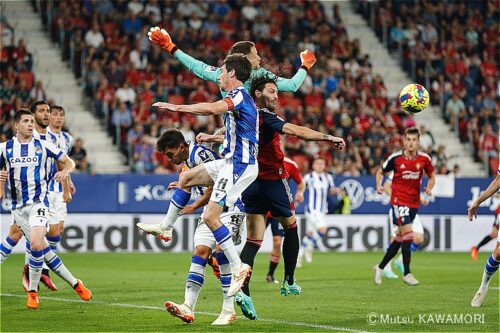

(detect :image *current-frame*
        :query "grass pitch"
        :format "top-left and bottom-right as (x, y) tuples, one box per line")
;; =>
(1, 252), (498, 332)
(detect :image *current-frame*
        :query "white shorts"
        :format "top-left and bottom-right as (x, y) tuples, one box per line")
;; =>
(48, 192), (67, 224)
(390, 211), (424, 238)
(203, 159), (258, 209)
(305, 211), (326, 234)
(11, 202), (50, 242)
(194, 209), (246, 250)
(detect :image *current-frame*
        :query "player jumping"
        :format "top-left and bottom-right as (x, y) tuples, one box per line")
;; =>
(374, 127), (435, 286)
(139, 54), (255, 297)
(197, 75), (344, 319)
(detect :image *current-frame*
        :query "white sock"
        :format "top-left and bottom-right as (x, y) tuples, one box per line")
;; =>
(0, 236), (18, 263)
(161, 189), (191, 228)
(216, 252), (235, 313)
(213, 225), (242, 273)
(184, 255), (206, 311)
(44, 246), (78, 286)
(480, 255), (500, 291)
(28, 248), (44, 291)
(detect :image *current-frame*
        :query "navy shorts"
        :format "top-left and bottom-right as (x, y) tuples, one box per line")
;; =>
(391, 205), (418, 226)
(266, 216), (285, 237)
(242, 178), (294, 218)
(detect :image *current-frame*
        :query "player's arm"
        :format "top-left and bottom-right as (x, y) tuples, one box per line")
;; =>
(0, 148), (5, 200)
(375, 168), (385, 194)
(295, 180), (305, 204)
(180, 186), (213, 215)
(263, 50), (316, 92)
(382, 179), (392, 196)
(148, 27), (220, 83)
(468, 174), (500, 221)
(196, 132), (225, 144)
(282, 123), (345, 148)
(153, 99), (229, 116)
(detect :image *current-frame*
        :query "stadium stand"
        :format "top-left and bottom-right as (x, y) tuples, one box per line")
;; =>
(0, 13), (92, 173)
(355, 0), (499, 175)
(26, 0), (471, 175)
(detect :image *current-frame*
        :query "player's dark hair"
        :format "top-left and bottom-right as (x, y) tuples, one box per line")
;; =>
(51, 105), (65, 115)
(14, 109), (33, 123)
(229, 41), (255, 56)
(156, 129), (186, 152)
(223, 54), (252, 83)
(249, 74), (278, 99)
(29, 100), (50, 114)
(404, 127), (420, 138)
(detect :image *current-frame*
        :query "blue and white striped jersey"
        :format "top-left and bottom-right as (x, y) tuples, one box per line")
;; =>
(184, 142), (245, 212)
(48, 129), (73, 192)
(221, 86), (259, 165)
(0, 137), (65, 209)
(304, 172), (335, 214)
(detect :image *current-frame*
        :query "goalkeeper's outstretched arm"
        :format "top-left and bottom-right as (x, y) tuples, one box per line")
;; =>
(148, 27), (220, 83)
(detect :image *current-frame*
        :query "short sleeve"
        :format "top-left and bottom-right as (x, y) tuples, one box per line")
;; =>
(290, 166), (303, 185)
(44, 141), (64, 160)
(195, 147), (218, 164)
(424, 157), (435, 176)
(327, 174), (335, 188)
(382, 155), (396, 173)
(223, 89), (244, 111)
(260, 108), (286, 133)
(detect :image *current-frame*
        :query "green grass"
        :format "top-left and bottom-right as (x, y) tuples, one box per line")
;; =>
(1, 252), (498, 332)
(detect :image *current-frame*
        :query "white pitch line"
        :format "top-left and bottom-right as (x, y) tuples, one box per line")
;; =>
(0, 293), (373, 333)
(491, 287), (500, 290)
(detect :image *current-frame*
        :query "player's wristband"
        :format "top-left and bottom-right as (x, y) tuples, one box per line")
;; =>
(300, 65), (309, 72)
(169, 45), (179, 55)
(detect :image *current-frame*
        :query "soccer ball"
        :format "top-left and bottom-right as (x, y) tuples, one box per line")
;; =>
(398, 83), (430, 113)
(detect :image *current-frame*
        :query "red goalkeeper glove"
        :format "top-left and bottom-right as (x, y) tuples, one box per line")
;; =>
(300, 49), (316, 71)
(148, 26), (177, 54)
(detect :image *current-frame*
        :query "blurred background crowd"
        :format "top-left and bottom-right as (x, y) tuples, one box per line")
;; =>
(1, 0), (498, 175)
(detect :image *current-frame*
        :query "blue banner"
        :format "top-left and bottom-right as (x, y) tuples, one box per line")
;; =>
(1, 174), (497, 215)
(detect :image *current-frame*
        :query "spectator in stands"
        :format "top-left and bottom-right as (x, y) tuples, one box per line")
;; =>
(84, 21), (105, 50)
(69, 138), (92, 174)
(132, 135), (155, 174)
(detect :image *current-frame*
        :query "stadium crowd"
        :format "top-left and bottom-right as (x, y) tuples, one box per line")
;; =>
(356, 0), (499, 175)
(0, 15), (92, 173)
(2, 0), (468, 175)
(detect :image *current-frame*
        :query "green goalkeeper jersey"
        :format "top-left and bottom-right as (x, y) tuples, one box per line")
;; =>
(174, 50), (307, 97)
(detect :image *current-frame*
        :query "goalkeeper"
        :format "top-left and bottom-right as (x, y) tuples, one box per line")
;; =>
(147, 27), (316, 95)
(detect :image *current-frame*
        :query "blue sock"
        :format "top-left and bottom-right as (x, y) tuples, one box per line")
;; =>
(172, 189), (191, 209)
(0, 236), (18, 263)
(46, 235), (61, 252)
(184, 255), (207, 310)
(212, 225), (232, 245)
(481, 255), (500, 290)
(162, 189), (191, 228)
(410, 242), (420, 252)
(28, 249), (44, 291)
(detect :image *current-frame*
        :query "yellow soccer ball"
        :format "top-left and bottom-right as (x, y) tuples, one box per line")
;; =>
(399, 83), (430, 113)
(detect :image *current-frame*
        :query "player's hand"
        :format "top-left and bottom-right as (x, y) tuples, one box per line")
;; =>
(54, 171), (70, 183)
(69, 181), (77, 195)
(148, 27), (177, 53)
(196, 132), (212, 144)
(300, 50), (316, 71)
(152, 102), (177, 112)
(180, 204), (197, 215)
(168, 181), (179, 190)
(327, 135), (345, 150)
(295, 192), (304, 206)
(420, 197), (429, 206)
(63, 191), (72, 203)
(376, 184), (384, 194)
(0, 170), (8, 182)
(424, 187), (432, 196)
(468, 200), (480, 221)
